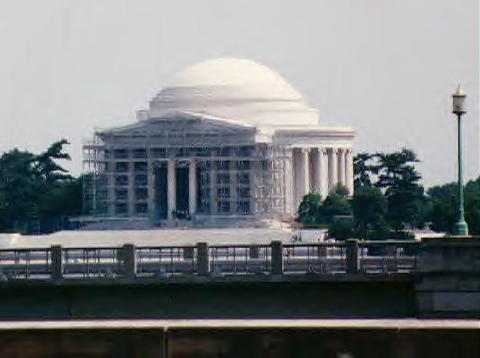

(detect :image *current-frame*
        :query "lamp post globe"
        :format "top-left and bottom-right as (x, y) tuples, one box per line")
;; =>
(452, 85), (469, 236)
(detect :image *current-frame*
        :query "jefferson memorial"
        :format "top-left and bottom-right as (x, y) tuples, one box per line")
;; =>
(83, 58), (355, 227)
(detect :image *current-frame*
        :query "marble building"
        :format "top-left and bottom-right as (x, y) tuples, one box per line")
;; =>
(83, 58), (355, 226)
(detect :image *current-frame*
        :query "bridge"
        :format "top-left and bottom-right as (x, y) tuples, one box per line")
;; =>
(0, 237), (477, 320)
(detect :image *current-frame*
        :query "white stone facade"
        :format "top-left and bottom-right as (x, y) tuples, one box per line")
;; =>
(83, 58), (355, 226)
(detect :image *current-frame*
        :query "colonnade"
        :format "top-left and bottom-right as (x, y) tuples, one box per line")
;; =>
(292, 147), (353, 209)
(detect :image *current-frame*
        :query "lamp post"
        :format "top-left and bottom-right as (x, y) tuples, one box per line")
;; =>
(452, 85), (469, 236)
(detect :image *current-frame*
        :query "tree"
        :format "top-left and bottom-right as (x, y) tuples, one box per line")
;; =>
(428, 178), (480, 235)
(373, 149), (426, 230)
(319, 191), (352, 222)
(0, 139), (81, 233)
(351, 185), (389, 239)
(297, 193), (322, 224)
(464, 178), (480, 235)
(353, 152), (375, 189)
(0, 149), (40, 230)
(34, 139), (72, 183)
(327, 220), (354, 240)
(426, 181), (458, 233)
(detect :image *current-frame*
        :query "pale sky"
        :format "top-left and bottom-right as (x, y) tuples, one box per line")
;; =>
(0, 0), (478, 187)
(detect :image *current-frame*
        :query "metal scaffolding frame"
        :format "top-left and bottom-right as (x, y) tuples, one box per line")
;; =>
(82, 118), (291, 224)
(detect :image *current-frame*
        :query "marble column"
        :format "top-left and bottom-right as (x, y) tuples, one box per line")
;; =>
(346, 148), (354, 195)
(284, 149), (295, 214)
(312, 149), (321, 194)
(319, 148), (329, 199)
(167, 160), (176, 220)
(189, 160), (197, 215)
(338, 148), (346, 187)
(328, 148), (338, 191)
(292, 149), (299, 209)
(297, 148), (310, 200)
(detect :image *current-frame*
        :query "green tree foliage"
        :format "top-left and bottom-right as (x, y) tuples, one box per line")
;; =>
(34, 138), (71, 183)
(464, 179), (480, 235)
(353, 152), (374, 189)
(297, 193), (322, 224)
(327, 220), (354, 240)
(373, 149), (426, 230)
(297, 187), (353, 239)
(0, 150), (40, 228)
(297, 186), (351, 226)
(0, 140), (81, 233)
(351, 185), (389, 239)
(353, 148), (427, 231)
(320, 191), (351, 221)
(428, 178), (480, 235)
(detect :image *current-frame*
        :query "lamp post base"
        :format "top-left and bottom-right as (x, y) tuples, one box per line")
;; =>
(452, 220), (469, 236)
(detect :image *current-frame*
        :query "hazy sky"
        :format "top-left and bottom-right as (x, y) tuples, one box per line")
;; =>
(0, 0), (478, 187)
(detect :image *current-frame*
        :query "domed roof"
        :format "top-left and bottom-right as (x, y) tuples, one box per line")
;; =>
(148, 58), (319, 127)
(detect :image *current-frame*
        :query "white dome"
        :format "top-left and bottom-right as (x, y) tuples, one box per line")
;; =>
(148, 58), (319, 127)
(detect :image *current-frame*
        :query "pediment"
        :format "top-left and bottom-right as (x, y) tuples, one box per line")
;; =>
(98, 111), (257, 146)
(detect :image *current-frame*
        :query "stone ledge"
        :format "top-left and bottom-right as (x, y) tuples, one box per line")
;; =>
(0, 273), (413, 287)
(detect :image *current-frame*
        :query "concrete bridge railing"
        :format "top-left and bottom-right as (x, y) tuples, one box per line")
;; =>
(0, 239), (420, 282)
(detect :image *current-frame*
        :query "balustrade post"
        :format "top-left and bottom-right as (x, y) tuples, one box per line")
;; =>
(249, 246), (259, 259)
(317, 245), (328, 272)
(197, 242), (210, 276)
(271, 241), (284, 275)
(51, 245), (63, 281)
(386, 244), (398, 272)
(183, 246), (194, 260)
(346, 239), (359, 274)
(123, 244), (137, 280)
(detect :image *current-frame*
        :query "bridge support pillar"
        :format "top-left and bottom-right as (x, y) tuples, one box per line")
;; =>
(271, 241), (284, 275)
(346, 239), (359, 274)
(123, 244), (137, 280)
(51, 245), (63, 281)
(415, 237), (480, 317)
(197, 242), (210, 276)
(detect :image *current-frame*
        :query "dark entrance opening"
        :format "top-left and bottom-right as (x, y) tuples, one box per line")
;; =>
(196, 165), (203, 213)
(154, 165), (168, 220)
(176, 167), (189, 216)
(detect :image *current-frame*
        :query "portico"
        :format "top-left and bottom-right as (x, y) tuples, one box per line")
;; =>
(292, 146), (353, 208)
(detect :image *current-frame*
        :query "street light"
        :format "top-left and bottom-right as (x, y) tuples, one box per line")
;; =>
(452, 85), (469, 236)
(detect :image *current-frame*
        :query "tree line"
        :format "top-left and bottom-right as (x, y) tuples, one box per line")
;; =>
(0, 140), (82, 233)
(0, 141), (478, 236)
(298, 148), (480, 238)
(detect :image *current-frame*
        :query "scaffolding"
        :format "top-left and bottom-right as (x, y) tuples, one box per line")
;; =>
(82, 117), (291, 225)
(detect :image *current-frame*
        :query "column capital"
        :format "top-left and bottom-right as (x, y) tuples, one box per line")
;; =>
(328, 147), (339, 154)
